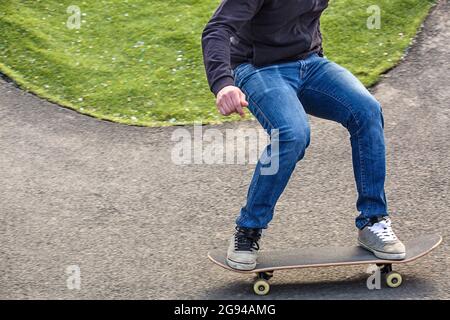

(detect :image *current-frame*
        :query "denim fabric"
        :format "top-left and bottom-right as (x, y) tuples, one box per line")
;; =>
(233, 53), (388, 230)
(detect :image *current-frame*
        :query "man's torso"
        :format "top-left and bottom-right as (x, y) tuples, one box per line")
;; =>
(231, 0), (329, 67)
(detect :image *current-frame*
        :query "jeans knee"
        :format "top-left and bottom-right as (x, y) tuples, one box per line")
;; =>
(352, 99), (384, 133)
(278, 125), (310, 160)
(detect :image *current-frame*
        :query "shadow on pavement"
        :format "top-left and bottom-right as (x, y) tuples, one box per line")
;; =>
(201, 274), (434, 300)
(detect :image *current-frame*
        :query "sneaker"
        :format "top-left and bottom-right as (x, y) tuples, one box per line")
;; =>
(227, 226), (262, 270)
(358, 217), (406, 260)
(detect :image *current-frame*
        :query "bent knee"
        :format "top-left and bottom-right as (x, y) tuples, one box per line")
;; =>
(350, 98), (384, 132)
(278, 125), (311, 156)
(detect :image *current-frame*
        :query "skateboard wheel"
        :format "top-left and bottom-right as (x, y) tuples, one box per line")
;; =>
(253, 279), (270, 296)
(386, 272), (403, 288)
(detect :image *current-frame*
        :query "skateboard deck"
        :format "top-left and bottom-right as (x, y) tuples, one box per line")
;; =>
(208, 234), (442, 295)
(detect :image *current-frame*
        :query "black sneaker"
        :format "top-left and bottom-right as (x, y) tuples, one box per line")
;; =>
(226, 227), (262, 270)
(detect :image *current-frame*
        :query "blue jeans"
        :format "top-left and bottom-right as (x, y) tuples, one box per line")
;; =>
(232, 53), (388, 230)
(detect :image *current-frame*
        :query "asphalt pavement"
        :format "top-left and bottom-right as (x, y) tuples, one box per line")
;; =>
(0, 1), (448, 299)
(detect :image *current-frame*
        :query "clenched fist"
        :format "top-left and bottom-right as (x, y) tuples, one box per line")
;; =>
(216, 86), (249, 117)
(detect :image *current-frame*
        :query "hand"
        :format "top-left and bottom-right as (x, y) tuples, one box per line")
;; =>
(216, 86), (249, 117)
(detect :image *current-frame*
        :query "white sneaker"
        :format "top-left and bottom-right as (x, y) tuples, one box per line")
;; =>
(358, 217), (406, 260)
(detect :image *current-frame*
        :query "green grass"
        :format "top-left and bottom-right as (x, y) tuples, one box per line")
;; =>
(0, 0), (435, 126)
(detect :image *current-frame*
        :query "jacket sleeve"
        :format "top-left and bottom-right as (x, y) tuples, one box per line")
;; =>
(202, 0), (264, 96)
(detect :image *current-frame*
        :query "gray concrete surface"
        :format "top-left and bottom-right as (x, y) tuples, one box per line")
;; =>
(0, 1), (449, 300)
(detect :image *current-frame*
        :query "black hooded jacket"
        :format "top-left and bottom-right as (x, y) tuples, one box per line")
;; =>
(202, 0), (329, 95)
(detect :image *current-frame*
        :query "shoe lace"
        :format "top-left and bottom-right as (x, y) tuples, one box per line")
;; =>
(234, 227), (260, 252)
(368, 218), (398, 242)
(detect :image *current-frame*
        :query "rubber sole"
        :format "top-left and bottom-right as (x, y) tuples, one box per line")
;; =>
(226, 257), (257, 271)
(358, 239), (406, 260)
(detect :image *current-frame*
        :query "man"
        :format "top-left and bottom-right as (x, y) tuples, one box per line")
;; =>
(201, 0), (405, 271)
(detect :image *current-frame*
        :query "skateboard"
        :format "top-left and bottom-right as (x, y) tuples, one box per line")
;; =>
(208, 234), (442, 295)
